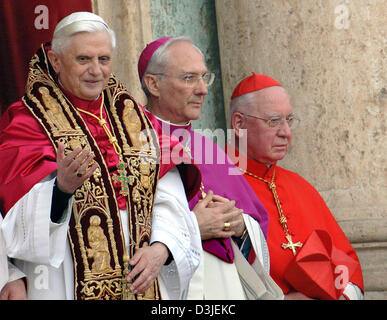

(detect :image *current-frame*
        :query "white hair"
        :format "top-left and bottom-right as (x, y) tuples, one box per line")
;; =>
(229, 86), (287, 125)
(141, 36), (204, 97)
(51, 12), (116, 54)
(230, 90), (257, 115)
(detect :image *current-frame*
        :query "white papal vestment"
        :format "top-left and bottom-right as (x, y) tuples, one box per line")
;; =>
(1, 167), (201, 300)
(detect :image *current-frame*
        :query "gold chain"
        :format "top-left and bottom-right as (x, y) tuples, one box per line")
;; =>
(77, 94), (122, 156)
(239, 166), (302, 255)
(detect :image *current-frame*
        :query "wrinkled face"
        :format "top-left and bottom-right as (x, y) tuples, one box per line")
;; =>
(242, 87), (293, 165)
(156, 41), (209, 124)
(48, 30), (113, 101)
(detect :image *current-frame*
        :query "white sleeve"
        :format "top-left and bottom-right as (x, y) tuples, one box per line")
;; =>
(151, 167), (202, 300)
(0, 217), (25, 290)
(342, 282), (364, 300)
(6, 260), (25, 283)
(243, 214), (270, 273)
(0, 216), (9, 291)
(1, 173), (72, 268)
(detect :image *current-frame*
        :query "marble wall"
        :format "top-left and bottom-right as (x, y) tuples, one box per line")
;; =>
(149, 0), (226, 131)
(215, 0), (386, 299)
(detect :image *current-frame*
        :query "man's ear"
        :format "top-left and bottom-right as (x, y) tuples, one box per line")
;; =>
(143, 74), (160, 98)
(231, 112), (246, 139)
(47, 50), (61, 74)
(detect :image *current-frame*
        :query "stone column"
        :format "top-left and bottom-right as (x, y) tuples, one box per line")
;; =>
(92, 0), (152, 105)
(216, 0), (386, 299)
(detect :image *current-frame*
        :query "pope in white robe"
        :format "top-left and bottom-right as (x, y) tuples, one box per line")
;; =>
(0, 12), (202, 300)
(1, 168), (201, 300)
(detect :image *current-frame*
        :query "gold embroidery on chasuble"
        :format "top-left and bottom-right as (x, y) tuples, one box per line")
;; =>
(22, 45), (161, 300)
(87, 215), (114, 273)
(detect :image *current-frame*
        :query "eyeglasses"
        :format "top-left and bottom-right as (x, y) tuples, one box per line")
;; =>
(241, 113), (300, 129)
(152, 72), (215, 87)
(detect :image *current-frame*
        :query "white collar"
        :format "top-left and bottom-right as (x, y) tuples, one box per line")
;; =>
(144, 106), (191, 127)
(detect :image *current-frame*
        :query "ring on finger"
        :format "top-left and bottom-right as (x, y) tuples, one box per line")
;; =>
(223, 222), (231, 231)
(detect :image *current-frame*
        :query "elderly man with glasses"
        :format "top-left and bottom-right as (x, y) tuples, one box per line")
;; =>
(229, 73), (364, 300)
(138, 37), (283, 300)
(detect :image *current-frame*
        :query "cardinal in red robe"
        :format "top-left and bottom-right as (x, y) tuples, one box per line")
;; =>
(228, 73), (364, 299)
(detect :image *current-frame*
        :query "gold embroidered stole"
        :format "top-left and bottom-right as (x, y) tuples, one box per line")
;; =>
(22, 44), (161, 300)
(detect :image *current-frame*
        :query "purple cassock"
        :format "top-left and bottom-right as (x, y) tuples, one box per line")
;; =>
(156, 118), (269, 264)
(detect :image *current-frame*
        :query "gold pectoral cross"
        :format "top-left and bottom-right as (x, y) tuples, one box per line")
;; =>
(281, 234), (303, 255)
(112, 161), (134, 197)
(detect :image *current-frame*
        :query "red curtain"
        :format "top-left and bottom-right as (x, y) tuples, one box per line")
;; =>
(0, 0), (92, 115)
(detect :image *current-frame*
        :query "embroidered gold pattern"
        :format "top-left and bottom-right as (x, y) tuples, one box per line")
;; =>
(22, 45), (161, 300)
(40, 87), (72, 131)
(87, 215), (113, 273)
(123, 98), (148, 150)
(121, 254), (135, 300)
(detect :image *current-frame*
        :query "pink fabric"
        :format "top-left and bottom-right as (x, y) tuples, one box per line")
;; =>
(154, 120), (269, 263)
(142, 106), (201, 201)
(0, 100), (57, 214)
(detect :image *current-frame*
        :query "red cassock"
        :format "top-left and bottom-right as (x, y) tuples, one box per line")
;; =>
(241, 156), (364, 299)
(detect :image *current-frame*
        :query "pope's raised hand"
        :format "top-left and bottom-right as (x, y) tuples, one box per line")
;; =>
(56, 142), (98, 194)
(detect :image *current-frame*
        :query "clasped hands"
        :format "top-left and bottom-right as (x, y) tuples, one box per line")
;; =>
(193, 190), (246, 240)
(126, 191), (246, 294)
(55, 142), (169, 294)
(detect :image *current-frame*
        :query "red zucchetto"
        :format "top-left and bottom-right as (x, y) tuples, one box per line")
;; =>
(231, 72), (282, 99)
